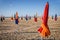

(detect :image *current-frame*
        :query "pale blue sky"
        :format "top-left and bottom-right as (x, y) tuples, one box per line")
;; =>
(0, 0), (60, 17)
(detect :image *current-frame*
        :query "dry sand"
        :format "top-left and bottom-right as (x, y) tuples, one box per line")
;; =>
(0, 16), (60, 40)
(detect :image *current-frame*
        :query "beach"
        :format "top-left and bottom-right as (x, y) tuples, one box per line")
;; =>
(0, 17), (60, 40)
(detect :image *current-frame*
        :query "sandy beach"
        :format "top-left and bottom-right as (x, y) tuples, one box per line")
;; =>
(0, 17), (60, 40)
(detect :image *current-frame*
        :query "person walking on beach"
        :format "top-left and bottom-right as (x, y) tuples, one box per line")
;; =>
(15, 12), (19, 24)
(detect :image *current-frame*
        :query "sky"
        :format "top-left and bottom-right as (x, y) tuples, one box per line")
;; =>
(0, 0), (60, 17)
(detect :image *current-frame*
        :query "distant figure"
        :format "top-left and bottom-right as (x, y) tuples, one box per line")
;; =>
(15, 12), (19, 24)
(15, 18), (18, 24)
(55, 14), (57, 21)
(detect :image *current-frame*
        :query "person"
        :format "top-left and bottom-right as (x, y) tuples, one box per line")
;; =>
(15, 12), (19, 24)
